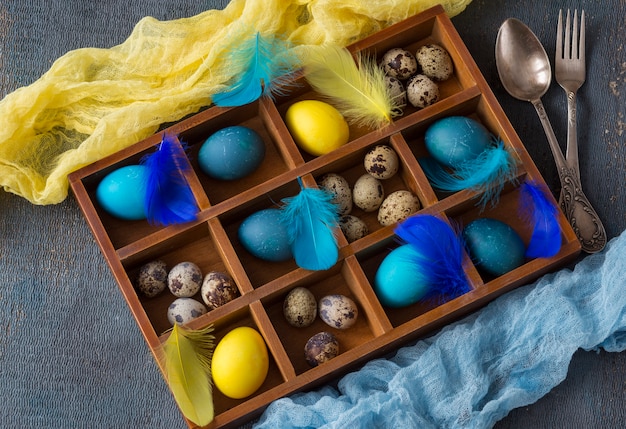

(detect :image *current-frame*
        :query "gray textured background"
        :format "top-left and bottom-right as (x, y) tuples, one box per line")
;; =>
(1, 1), (625, 428)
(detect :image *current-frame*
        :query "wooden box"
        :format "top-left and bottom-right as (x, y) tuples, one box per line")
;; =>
(68, 6), (581, 428)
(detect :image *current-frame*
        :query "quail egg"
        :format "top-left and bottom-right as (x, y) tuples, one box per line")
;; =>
(415, 44), (454, 81)
(167, 261), (203, 297)
(380, 48), (419, 80)
(339, 215), (369, 243)
(353, 174), (384, 212)
(406, 74), (439, 108)
(377, 190), (421, 226)
(364, 145), (399, 180)
(283, 287), (317, 328)
(167, 297), (208, 325)
(317, 173), (353, 216)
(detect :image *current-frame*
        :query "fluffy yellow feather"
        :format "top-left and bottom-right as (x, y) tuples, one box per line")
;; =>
(301, 45), (403, 130)
(157, 323), (215, 427)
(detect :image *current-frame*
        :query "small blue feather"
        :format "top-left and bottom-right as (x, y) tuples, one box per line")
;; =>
(394, 214), (471, 303)
(212, 32), (298, 107)
(280, 178), (340, 271)
(420, 140), (517, 209)
(519, 180), (562, 258)
(140, 134), (199, 226)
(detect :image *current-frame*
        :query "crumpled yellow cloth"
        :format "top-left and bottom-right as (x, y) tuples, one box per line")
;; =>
(0, 0), (472, 205)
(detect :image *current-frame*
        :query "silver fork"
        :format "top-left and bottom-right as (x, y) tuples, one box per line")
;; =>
(554, 9), (606, 253)
(555, 9), (585, 180)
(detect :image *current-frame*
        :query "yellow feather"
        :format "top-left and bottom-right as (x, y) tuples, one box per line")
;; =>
(302, 45), (403, 130)
(157, 323), (215, 427)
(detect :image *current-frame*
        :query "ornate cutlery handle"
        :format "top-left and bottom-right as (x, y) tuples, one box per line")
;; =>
(557, 165), (607, 253)
(532, 98), (606, 253)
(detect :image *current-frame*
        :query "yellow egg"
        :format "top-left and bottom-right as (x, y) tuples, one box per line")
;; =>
(211, 326), (269, 399)
(285, 100), (349, 156)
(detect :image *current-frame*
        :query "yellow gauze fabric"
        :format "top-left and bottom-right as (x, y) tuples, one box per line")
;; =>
(0, 0), (472, 205)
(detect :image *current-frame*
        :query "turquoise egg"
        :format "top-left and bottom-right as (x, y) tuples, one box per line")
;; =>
(96, 165), (147, 220)
(198, 125), (265, 180)
(374, 244), (431, 308)
(424, 116), (492, 168)
(462, 218), (525, 277)
(238, 209), (292, 262)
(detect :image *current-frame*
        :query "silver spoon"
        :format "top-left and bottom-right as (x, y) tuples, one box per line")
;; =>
(495, 17), (606, 254)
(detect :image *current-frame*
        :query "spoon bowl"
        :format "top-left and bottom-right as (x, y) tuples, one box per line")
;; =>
(495, 18), (552, 101)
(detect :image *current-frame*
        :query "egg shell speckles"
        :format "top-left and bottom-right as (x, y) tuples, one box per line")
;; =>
(317, 173), (353, 216)
(135, 260), (168, 298)
(406, 74), (439, 108)
(318, 294), (358, 330)
(353, 174), (384, 212)
(304, 332), (339, 367)
(415, 44), (454, 81)
(339, 215), (369, 243)
(167, 297), (208, 326)
(201, 271), (239, 310)
(283, 287), (317, 328)
(384, 76), (407, 107)
(167, 261), (202, 297)
(364, 145), (399, 180)
(381, 48), (419, 80)
(377, 190), (421, 226)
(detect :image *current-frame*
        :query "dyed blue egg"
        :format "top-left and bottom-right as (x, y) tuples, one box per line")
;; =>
(424, 116), (492, 168)
(96, 165), (147, 220)
(238, 209), (292, 262)
(198, 126), (265, 180)
(463, 218), (525, 277)
(374, 244), (431, 308)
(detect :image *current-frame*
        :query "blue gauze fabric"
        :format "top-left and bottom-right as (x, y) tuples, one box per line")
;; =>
(254, 229), (626, 429)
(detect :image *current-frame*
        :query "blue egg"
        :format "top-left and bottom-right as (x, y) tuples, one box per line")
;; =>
(374, 244), (431, 308)
(198, 125), (265, 180)
(238, 209), (292, 262)
(96, 165), (147, 220)
(424, 116), (492, 168)
(462, 218), (526, 277)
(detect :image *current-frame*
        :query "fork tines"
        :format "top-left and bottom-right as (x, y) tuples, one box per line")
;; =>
(557, 9), (585, 61)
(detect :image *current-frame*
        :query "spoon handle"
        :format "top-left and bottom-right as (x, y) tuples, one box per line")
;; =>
(531, 99), (607, 253)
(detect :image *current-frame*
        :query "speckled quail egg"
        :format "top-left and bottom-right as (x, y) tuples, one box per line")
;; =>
(135, 260), (168, 298)
(167, 262), (203, 297)
(201, 271), (239, 310)
(283, 287), (317, 328)
(380, 48), (419, 80)
(305, 332), (339, 367)
(353, 174), (384, 212)
(415, 44), (453, 81)
(317, 173), (353, 216)
(339, 215), (369, 243)
(406, 74), (439, 108)
(377, 190), (421, 226)
(364, 145), (399, 180)
(318, 294), (358, 330)
(167, 297), (208, 326)
(384, 76), (407, 107)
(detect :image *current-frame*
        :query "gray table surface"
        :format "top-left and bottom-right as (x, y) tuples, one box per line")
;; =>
(1, 0), (625, 428)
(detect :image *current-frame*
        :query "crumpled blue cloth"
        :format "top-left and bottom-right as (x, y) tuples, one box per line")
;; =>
(254, 229), (626, 429)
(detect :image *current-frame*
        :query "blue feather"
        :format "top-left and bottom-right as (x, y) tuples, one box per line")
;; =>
(420, 140), (517, 209)
(212, 32), (298, 107)
(140, 134), (199, 226)
(280, 177), (340, 271)
(394, 214), (471, 302)
(518, 180), (562, 258)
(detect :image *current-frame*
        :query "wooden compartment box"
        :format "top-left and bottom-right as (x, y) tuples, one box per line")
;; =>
(68, 6), (581, 428)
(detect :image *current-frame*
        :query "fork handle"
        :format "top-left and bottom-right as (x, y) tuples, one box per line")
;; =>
(565, 90), (581, 180)
(531, 98), (607, 253)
